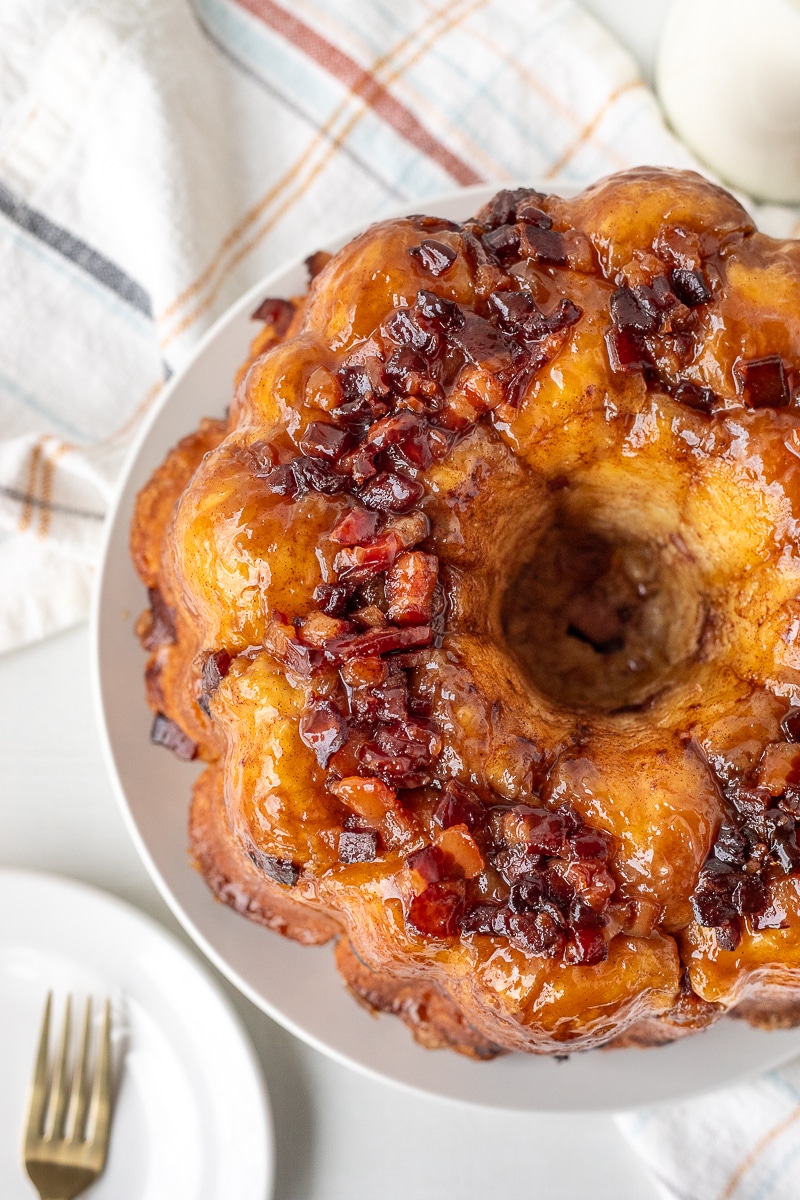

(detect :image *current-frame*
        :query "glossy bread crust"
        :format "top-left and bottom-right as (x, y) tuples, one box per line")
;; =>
(133, 168), (800, 1056)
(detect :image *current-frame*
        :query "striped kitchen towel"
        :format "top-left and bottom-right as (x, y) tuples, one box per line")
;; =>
(0, 0), (705, 652)
(616, 1056), (800, 1200)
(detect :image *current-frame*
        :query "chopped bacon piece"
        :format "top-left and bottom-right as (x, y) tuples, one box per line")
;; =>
(264, 618), (324, 676)
(141, 586), (177, 650)
(150, 712), (198, 761)
(329, 506), (382, 546)
(298, 421), (351, 461)
(329, 776), (397, 826)
(432, 781), (483, 831)
(735, 356), (790, 408)
(250, 297), (295, 333)
(199, 649), (231, 715)
(297, 612), (352, 647)
(305, 249), (332, 279)
(333, 531), (404, 582)
(359, 471), (425, 513)
(605, 326), (652, 374)
(434, 824), (484, 879)
(324, 625), (432, 663)
(407, 881), (465, 938)
(408, 239), (457, 276)
(338, 829), (380, 863)
(406, 844), (449, 891)
(520, 226), (567, 265)
(385, 551), (439, 625)
(565, 926), (608, 965)
(312, 583), (351, 616)
(248, 847), (299, 887)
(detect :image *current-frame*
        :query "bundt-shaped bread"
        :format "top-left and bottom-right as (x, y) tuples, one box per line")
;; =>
(133, 167), (800, 1056)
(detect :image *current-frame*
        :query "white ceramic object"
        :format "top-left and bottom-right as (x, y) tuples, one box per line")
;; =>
(93, 184), (800, 1112)
(657, 0), (800, 203)
(0, 870), (273, 1200)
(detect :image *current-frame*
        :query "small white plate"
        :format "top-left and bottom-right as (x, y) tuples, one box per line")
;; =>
(93, 184), (800, 1111)
(0, 870), (273, 1199)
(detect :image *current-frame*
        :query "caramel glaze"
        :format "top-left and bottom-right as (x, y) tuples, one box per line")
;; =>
(132, 167), (800, 1055)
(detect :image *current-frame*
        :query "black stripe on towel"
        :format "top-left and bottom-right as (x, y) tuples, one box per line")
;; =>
(0, 485), (104, 521)
(0, 182), (153, 318)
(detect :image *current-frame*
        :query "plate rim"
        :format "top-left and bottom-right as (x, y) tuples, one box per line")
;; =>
(90, 181), (800, 1113)
(0, 865), (275, 1197)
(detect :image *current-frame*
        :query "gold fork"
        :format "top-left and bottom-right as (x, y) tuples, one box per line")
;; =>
(22, 993), (113, 1200)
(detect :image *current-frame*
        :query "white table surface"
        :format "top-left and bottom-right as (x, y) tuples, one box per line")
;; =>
(0, 3), (674, 1197)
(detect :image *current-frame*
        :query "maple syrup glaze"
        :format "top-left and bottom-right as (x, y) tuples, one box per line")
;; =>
(133, 168), (800, 1054)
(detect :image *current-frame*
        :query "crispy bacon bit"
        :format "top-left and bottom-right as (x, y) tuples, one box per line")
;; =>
(340, 656), (388, 688)
(435, 824), (484, 879)
(298, 612), (352, 647)
(565, 926), (608, 965)
(259, 463), (298, 496)
(432, 781), (482, 831)
(675, 380), (715, 411)
(305, 249), (332, 279)
(199, 649), (232, 715)
(298, 421), (351, 461)
(248, 847), (299, 887)
(250, 297), (295, 333)
(605, 327), (652, 374)
(329, 506), (382, 546)
(501, 806), (567, 856)
(324, 624), (432, 662)
(568, 827), (612, 862)
(735, 356), (790, 408)
(385, 510), (430, 549)
(519, 225), (567, 265)
(312, 583), (351, 616)
(264, 618), (324, 676)
(507, 911), (566, 957)
(482, 223), (521, 261)
(329, 776), (397, 826)
(715, 920), (741, 952)
(141, 586), (177, 650)
(407, 881), (465, 938)
(338, 828), (380, 863)
(150, 712), (198, 761)
(408, 239), (457, 276)
(670, 268), (711, 307)
(455, 313), (513, 373)
(359, 471), (425, 513)
(299, 698), (349, 767)
(385, 551), (438, 625)
(610, 286), (659, 334)
(416, 289), (465, 332)
(333, 531), (403, 582)
(406, 844), (449, 890)
(292, 456), (350, 495)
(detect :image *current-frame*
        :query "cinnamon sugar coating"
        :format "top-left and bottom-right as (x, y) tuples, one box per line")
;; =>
(132, 168), (800, 1055)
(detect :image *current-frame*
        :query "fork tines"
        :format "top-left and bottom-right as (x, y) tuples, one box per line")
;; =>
(24, 992), (112, 1171)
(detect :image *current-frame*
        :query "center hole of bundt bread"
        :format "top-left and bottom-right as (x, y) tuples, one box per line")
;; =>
(501, 519), (706, 714)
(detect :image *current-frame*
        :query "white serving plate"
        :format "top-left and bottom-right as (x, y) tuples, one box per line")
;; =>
(0, 870), (273, 1199)
(93, 184), (800, 1112)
